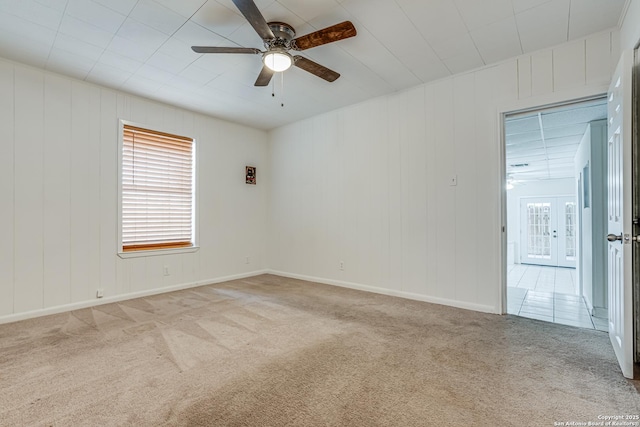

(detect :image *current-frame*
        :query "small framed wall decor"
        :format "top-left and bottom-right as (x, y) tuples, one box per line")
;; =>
(246, 166), (256, 185)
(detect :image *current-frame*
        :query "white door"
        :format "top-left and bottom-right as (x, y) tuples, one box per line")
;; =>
(520, 196), (576, 268)
(607, 49), (635, 379)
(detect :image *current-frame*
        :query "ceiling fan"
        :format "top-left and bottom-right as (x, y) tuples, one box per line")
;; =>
(191, 0), (357, 86)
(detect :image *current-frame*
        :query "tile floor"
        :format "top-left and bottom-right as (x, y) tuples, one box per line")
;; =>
(507, 264), (608, 331)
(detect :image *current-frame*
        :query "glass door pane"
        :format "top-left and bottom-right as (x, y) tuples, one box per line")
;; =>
(557, 196), (577, 268)
(564, 201), (576, 261)
(526, 202), (552, 259)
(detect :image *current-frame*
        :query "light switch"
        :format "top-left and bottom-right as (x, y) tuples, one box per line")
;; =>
(449, 175), (457, 186)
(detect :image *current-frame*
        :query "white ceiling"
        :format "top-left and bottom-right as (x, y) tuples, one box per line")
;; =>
(0, 0), (627, 130)
(505, 99), (608, 183)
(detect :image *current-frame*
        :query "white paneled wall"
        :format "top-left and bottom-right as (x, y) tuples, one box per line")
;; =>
(0, 58), (268, 322)
(518, 32), (619, 100)
(0, 61), (14, 316)
(267, 31), (617, 313)
(14, 67), (44, 313)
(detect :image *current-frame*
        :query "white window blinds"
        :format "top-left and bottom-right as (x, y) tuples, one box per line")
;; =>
(122, 125), (194, 252)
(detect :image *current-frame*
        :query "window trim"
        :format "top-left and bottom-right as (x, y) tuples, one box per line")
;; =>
(117, 119), (198, 258)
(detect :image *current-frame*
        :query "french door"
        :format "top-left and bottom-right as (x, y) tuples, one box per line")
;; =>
(520, 196), (576, 268)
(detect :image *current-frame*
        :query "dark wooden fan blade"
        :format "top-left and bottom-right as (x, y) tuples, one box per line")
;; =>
(254, 65), (274, 86)
(293, 56), (340, 82)
(292, 21), (356, 51)
(231, 0), (275, 40)
(191, 46), (261, 54)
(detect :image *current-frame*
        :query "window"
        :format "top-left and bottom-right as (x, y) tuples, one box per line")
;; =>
(120, 124), (195, 253)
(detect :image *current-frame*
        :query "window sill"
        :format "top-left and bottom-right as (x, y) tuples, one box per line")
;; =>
(118, 246), (200, 259)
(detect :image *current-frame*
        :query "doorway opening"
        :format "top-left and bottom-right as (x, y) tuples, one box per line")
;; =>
(504, 98), (608, 331)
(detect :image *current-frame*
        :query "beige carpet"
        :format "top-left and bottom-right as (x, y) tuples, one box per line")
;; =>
(0, 274), (638, 426)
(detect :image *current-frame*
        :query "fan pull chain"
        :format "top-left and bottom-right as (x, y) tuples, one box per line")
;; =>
(270, 72), (285, 107)
(280, 72), (285, 107)
(271, 75), (275, 98)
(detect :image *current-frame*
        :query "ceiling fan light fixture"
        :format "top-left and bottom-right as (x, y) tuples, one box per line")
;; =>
(191, 0), (356, 86)
(263, 51), (293, 72)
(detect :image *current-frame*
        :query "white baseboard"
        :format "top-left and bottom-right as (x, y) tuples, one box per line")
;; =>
(267, 270), (499, 314)
(0, 270), (270, 325)
(0, 269), (499, 325)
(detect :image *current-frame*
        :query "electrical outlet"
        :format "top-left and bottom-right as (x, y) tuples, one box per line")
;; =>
(245, 256), (250, 264)
(339, 261), (344, 271)
(163, 265), (170, 276)
(96, 289), (104, 298)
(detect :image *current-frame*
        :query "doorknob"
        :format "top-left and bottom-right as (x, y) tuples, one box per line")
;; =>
(607, 233), (623, 242)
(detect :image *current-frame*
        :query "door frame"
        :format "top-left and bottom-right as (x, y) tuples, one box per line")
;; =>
(633, 43), (640, 372)
(498, 91), (609, 315)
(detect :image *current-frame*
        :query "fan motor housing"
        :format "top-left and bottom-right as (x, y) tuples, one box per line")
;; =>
(268, 22), (296, 42)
